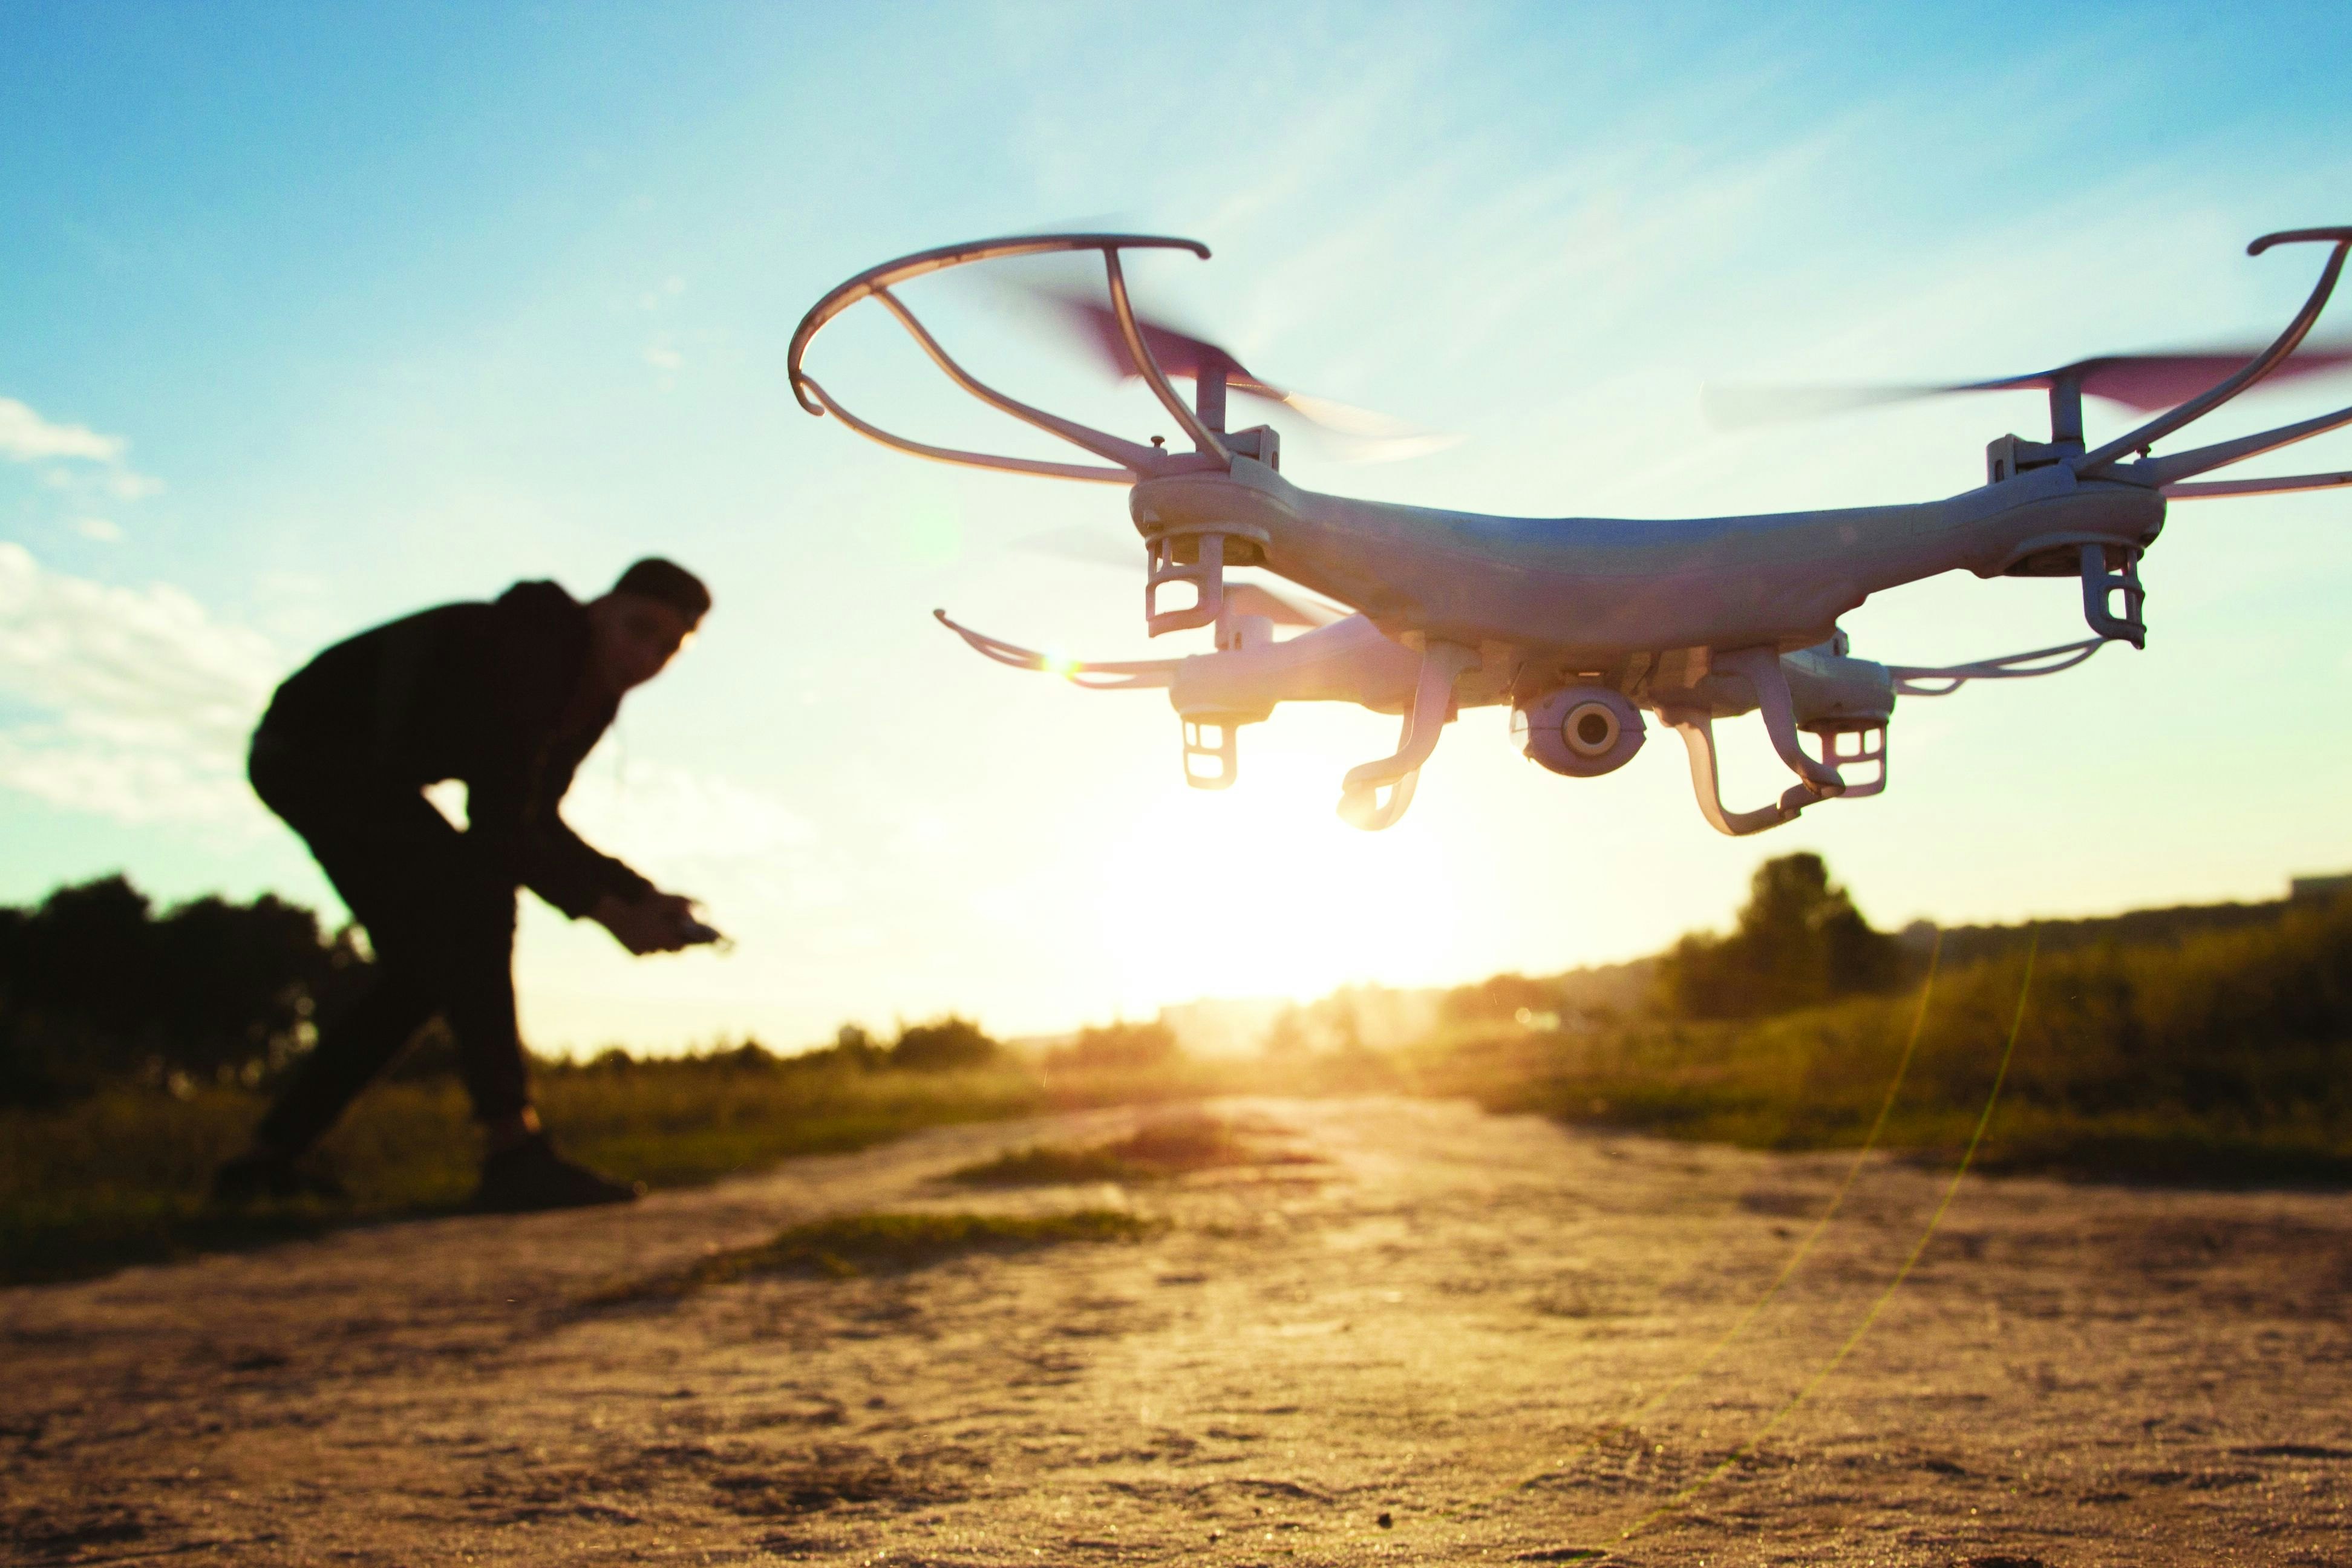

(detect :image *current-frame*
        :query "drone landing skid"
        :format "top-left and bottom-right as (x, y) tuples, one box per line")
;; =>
(1183, 717), (1240, 788)
(1718, 647), (1846, 797)
(1658, 647), (1849, 837)
(1665, 712), (1823, 837)
(1337, 641), (1478, 831)
(1795, 723), (1887, 800)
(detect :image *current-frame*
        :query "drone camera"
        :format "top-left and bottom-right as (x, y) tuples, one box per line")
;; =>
(1516, 686), (1646, 779)
(1567, 703), (1621, 756)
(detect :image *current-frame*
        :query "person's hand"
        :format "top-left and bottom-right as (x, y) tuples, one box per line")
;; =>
(590, 891), (697, 955)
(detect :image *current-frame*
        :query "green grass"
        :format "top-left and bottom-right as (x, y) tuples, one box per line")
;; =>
(946, 1111), (1321, 1186)
(0, 1044), (1307, 1288)
(11, 895), (2346, 1289)
(0, 1045), (1368, 1287)
(950, 1142), (1145, 1186)
(1408, 895), (2352, 1181)
(594, 1207), (1159, 1303)
(0, 1058), (1051, 1285)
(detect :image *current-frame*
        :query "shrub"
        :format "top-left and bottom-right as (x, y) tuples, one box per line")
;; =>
(1655, 852), (1907, 1019)
(1049, 1019), (1179, 1073)
(796, 1024), (890, 1072)
(889, 1016), (999, 1071)
(1, 876), (371, 1105)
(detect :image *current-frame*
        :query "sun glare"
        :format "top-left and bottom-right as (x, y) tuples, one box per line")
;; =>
(1082, 709), (1499, 1013)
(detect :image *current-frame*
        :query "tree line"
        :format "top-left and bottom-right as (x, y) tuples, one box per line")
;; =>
(0, 874), (1192, 1107)
(1443, 852), (1916, 1029)
(1, 875), (371, 1105)
(22, 850), (2304, 1115)
(0, 855), (1895, 1106)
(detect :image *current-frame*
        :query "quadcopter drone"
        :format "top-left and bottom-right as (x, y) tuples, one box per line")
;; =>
(789, 227), (2352, 834)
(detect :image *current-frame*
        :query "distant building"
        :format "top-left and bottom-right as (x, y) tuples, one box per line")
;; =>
(2290, 872), (2352, 902)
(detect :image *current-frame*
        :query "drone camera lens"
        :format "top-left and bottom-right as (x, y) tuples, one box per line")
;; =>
(1566, 704), (1618, 757)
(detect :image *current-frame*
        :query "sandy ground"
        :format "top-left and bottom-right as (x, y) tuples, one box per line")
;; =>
(4, 1097), (2350, 1567)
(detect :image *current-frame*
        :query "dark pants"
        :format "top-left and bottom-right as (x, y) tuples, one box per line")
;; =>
(248, 734), (529, 1154)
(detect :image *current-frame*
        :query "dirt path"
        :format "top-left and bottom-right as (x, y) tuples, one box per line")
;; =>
(5, 1097), (2350, 1566)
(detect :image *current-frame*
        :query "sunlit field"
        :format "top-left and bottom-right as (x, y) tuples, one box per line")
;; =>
(1414, 893), (2352, 1180)
(0, 1051), (1252, 1286)
(10, 880), (2345, 1286)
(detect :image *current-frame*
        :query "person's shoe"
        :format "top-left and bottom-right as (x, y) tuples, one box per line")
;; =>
(474, 1134), (643, 1213)
(211, 1150), (348, 1206)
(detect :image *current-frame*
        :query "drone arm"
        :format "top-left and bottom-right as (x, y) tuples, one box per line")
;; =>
(2076, 228), (2352, 477)
(866, 287), (1166, 472)
(1885, 636), (2106, 696)
(803, 378), (1135, 484)
(932, 610), (1177, 688)
(1102, 250), (1231, 463)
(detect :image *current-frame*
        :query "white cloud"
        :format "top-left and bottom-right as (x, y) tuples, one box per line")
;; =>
(0, 737), (261, 825)
(0, 544), (283, 823)
(644, 333), (684, 373)
(0, 549), (814, 877)
(2, 394), (165, 506)
(70, 517), (122, 543)
(104, 471), (166, 501)
(0, 396), (123, 463)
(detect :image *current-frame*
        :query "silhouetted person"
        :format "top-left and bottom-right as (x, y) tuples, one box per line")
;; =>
(214, 558), (713, 1212)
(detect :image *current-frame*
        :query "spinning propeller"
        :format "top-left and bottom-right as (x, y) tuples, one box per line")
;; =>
(1019, 284), (1455, 457)
(1706, 344), (2352, 426)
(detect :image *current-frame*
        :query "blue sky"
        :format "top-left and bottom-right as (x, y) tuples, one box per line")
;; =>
(4, 1), (2349, 1053)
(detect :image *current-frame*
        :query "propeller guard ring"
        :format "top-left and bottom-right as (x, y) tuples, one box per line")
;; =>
(787, 232), (1236, 486)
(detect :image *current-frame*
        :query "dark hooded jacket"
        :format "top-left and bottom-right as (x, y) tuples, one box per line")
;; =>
(255, 581), (653, 918)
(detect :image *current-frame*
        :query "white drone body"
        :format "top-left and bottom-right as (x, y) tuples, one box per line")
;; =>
(790, 229), (2352, 834)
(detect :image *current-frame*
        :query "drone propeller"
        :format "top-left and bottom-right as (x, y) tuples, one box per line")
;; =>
(1031, 285), (1282, 398)
(1704, 345), (2352, 428)
(1018, 285), (1455, 458)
